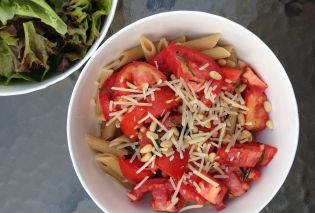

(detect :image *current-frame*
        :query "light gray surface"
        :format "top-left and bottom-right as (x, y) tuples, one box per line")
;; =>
(1, 0), (314, 212)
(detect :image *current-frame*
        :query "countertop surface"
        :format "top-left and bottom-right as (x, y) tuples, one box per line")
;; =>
(0, 0), (314, 212)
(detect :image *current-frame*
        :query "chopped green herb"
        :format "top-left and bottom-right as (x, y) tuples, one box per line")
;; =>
(171, 119), (181, 127)
(176, 52), (195, 77)
(99, 88), (113, 93)
(155, 130), (161, 146)
(241, 168), (251, 182)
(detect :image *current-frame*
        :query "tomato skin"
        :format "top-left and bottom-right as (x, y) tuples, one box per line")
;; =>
(156, 151), (189, 179)
(259, 144), (277, 166)
(149, 51), (173, 77)
(224, 171), (247, 197)
(248, 168), (262, 181)
(221, 67), (243, 91)
(162, 114), (182, 128)
(114, 62), (166, 97)
(179, 183), (207, 205)
(244, 87), (269, 131)
(99, 73), (118, 121)
(118, 157), (154, 184)
(151, 188), (184, 212)
(147, 87), (182, 119)
(242, 66), (267, 92)
(216, 143), (263, 167)
(120, 106), (147, 139)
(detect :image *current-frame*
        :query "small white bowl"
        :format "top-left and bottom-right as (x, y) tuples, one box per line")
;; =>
(67, 11), (299, 213)
(0, 0), (117, 96)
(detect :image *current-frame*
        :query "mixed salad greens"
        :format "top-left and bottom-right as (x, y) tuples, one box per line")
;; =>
(0, 0), (111, 85)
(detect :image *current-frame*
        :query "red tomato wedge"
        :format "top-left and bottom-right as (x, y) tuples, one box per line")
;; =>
(244, 87), (269, 131)
(147, 87), (182, 119)
(99, 73), (118, 121)
(156, 151), (189, 179)
(221, 67), (243, 91)
(149, 51), (173, 77)
(113, 62), (166, 97)
(120, 106), (147, 139)
(259, 144), (278, 166)
(216, 143), (263, 167)
(118, 157), (154, 184)
(129, 178), (173, 201)
(179, 183), (207, 205)
(242, 66), (267, 92)
(162, 44), (223, 91)
(151, 188), (184, 212)
(224, 171), (247, 197)
(247, 168), (262, 181)
(190, 173), (228, 207)
(162, 114), (182, 128)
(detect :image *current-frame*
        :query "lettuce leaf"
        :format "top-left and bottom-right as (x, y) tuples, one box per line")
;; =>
(4, 73), (35, 85)
(0, 0), (67, 35)
(21, 21), (56, 72)
(0, 39), (14, 77)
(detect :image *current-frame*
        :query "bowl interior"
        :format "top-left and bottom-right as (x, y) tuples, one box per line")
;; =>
(0, 0), (117, 96)
(67, 11), (299, 213)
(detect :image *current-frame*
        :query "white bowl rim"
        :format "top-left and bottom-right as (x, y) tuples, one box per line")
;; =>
(0, 0), (118, 96)
(67, 10), (299, 213)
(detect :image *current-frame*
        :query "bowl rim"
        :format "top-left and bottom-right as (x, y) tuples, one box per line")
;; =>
(67, 10), (299, 213)
(0, 0), (118, 96)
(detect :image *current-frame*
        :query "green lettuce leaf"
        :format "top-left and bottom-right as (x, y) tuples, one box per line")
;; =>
(4, 73), (36, 85)
(0, 38), (14, 77)
(21, 21), (56, 72)
(1, 0), (67, 35)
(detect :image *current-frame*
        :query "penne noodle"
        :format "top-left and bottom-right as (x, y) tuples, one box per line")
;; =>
(103, 59), (122, 70)
(202, 47), (231, 59)
(98, 69), (114, 84)
(157, 37), (169, 52)
(182, 34), (221, 51)
(87, 134), (128, 156)
(101, 121), (117, 140)
(96, 153), (132, 189)
(171, 35), (187, 43)
(112, 46), (145, 70)
(140, 35), (157, 61)
(96, 112), (105, 121)
(222, 45), (234, 53)
(109, 134), (131, 147)
(237, 59), (247, 68)
(228, 48), (238, 64)
(217, 59), (227, 66)
(226, 59), (237, 68)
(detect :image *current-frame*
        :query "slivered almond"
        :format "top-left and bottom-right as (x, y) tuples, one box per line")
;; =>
(264, 101), (272, 112)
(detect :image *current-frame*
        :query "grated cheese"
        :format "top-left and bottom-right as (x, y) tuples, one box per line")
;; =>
(188, 164), (219, 187)
(199, 63), (209, 71)
(134, 176), (149, 190)
(179, 205), (204, 212)
(136, 155), (156, 174)
(111, 87), (142, 93)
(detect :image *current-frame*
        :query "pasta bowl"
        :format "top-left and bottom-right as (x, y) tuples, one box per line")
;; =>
(67, 11), (299, 213)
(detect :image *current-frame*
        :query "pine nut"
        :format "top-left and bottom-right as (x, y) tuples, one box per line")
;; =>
(218, 59), (226, 66)
(171, 127), (180, 137)
(183, 141), (190, 148)
(266, 120), (274, 129)
(146, 131), (158, 140)
(237, 113), (245, 126)
(209, 71), (222, 80)
(160, 140), (173, 148)
(197, 114), (205, 120)
(140, 144), (153, 154)
(208, 152), (216, 162)
(212, 131), (218, 138)
(241, 130), (253, 141)
(149, 121), (157, 132)
(264, 101), (272, 112)
(236, 84), (247, 93)
(192, 126), (199, 133)
(140, 126), (146, 133)
(226, 60), (236, 68)
(141, 152), (152, 162)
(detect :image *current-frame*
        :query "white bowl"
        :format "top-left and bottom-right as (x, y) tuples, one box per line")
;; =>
(67, 11), (299, 213)
(0, 0), (118, 96)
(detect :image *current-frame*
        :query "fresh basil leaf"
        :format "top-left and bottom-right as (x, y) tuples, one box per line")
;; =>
(241, 168), (251, 182)
(4, 73), (36, 85)
(176, 52), (195, 77)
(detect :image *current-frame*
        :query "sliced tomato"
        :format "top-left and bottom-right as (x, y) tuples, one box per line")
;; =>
(221, 67), (243, 91)
(224, 171), (247, 197)
(244, 87), (269, 131)
(129, 178), (173, 201)
(113, 62), (166, 97)
(216, 143), (263, 167)
(118, 157), (154, 184)
(151, 188), (184, 212)
(99, 73), (118, 121)
(120, 106), (147, 139)
(242, 66), (267, 92)
(247, 168), (262, 181)
(190, 173), (228, 207)
(147, 87), (182, 119)
(149, 50), (173, 77)
(156, 151), (189, 179)
(259, 144), (277, 166)
(163, 44), (223, 91)
(179, 183), (207, 205)
(162, 114), (182, 128)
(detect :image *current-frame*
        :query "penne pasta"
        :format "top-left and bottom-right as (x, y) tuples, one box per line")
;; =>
(171, 35), (187, 43)
(225, 59), (237, 68)
(87, 134), (128, 156)
(140, 35), (157, 61)
(96, 153), (132, 189)
(98, 69), (114, 85)
(222, 45), (234, 53)
(111, 46), (145, 70)
(237, 59), (247, 68)
(103, 59), (122, 70)
(157, 37), (168, 52)
(101, 121), (117, 140)
(182, 34), (221, 51)
(202, 47), (231, 59)
(228, 48), (238, 64)
(109, 134), (131, 147)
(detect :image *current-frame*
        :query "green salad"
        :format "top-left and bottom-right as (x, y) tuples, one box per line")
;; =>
(0, 0), (111, 85)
